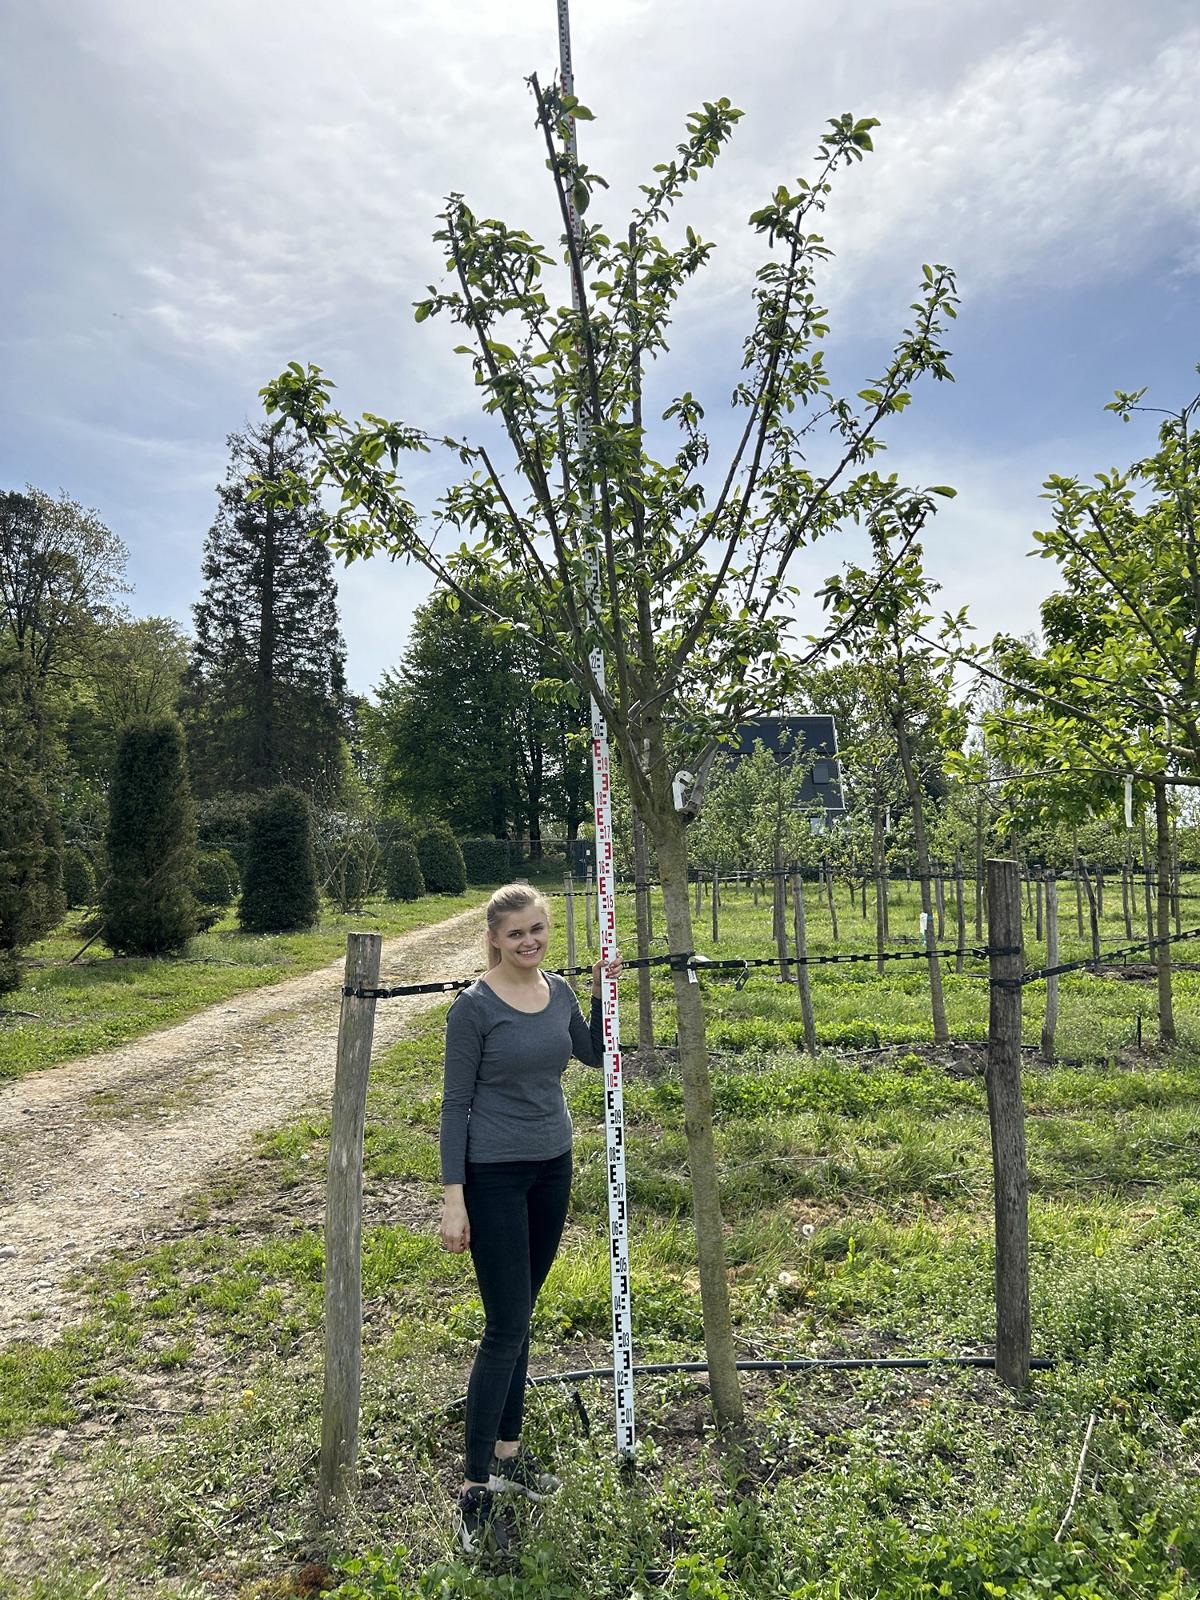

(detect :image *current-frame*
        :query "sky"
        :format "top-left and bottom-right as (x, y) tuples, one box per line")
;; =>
(3, 0), (1198, 698)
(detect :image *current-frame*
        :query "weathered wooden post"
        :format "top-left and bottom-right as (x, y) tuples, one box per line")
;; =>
(319, 931), (382, 1519)
(986, 860), (1030, 1390)
(1035, 875), (1043, 943)
(954, 854), (966, 975)
(1040, 874), (1058, 1065)
(564, 873), (578, 975)
(792, 870), (818, 1053)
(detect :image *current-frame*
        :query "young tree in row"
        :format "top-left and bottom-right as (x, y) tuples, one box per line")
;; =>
(181, 423), (349, 801)
(262, 84), (959, 1425)
(821, 541), (967, 1043)
(982, 381), (1200, 1043)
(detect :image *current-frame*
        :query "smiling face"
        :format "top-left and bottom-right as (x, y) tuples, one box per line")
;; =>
(489, 904), (551, 972)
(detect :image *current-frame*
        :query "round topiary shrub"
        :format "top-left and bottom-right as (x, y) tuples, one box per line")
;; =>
(62, 845), (97, 909)
(417, 824), (467, 895)
(240, 787), (320, 933)
(385, 839), (425, 902)
(102, 717), (198, 957)
(459, 837), (513, 885)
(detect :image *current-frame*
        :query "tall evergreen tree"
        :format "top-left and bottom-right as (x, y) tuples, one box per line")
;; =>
(181, 423), (349, 800)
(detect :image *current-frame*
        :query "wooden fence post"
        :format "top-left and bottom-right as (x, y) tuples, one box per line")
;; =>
(986, 860), (1030, 1390)
(954, 854), (966, 975)
(934, 867), (946, 941)
(711, 866), (720, 943)
(792, 870), (818, 1053)
(824, 861), (839, 943)
(319, 931), (382, 1519)
(1040, 874), (1058, 1065)
(564, 874), (577, 975)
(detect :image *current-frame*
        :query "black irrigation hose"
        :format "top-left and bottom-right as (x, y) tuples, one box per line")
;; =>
(444, 1354), (1057, 1414)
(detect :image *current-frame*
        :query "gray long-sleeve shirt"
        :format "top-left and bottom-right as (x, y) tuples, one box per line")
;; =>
(439, 972), (605, 1185)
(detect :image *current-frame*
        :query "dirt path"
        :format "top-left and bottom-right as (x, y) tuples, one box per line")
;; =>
(0, 907), (485, 1345)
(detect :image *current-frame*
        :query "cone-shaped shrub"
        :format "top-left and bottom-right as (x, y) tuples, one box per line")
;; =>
(417, 823), (467, 895)
(240, 787), (320, 932)
(0, 771), (66, 995)
(62, 846), (97, 909)
(385, 839), (425, 901)
(102, 717), (198, 956)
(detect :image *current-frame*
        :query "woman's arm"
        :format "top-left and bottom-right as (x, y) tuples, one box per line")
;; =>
(439, 997), (482, 1249)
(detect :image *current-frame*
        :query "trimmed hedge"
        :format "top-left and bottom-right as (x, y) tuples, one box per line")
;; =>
(459, 837), (512, 885)
(385, 839), (425, 902)
(62, 845), (97, 909)
(102, 718), (198, 957)
(240, 787), (320, 933)
(194, 848), (240, 910)
(416, 824), (467, 895)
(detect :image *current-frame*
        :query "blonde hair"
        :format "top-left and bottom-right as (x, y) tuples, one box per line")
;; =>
(484, 884), (551, 969)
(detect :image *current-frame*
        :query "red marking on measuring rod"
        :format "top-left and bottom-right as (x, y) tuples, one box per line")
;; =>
(556, 0), (635, 1459)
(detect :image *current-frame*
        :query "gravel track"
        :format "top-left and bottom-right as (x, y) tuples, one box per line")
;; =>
(0, 907), (484, 1345)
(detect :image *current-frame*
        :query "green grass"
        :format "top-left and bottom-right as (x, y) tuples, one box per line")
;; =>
(1, 876), (1199, 1596)
(0, 890), (488, 1079)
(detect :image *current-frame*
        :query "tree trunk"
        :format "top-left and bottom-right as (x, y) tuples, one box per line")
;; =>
(632, 807), (654, 1060)
(1040, 874), (1058, 1064)
(1153, 777), (1177, 1045)
(252, 433), (279, 789)
(649, 812), (744, 1428)
(974, 800), (985, 940)
(873, 811), (887, 975)
(893, 712), (949, 1044)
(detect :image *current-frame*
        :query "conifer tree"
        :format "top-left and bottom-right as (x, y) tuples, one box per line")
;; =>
(102, 717), (198, 956)
(0, 663), (66, 993)
(181, 423), (349, 800)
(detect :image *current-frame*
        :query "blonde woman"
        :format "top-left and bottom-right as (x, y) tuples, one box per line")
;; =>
(439, 883), (620, 1554)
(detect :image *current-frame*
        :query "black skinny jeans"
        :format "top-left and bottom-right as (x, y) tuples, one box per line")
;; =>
(462, 1149), (572, 1483)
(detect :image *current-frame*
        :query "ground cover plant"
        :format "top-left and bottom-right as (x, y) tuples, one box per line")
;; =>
(1, 874), (1197, 1597)
(0, 891), (487, 1080)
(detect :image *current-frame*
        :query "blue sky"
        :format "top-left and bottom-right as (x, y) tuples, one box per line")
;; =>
(3, 0), (1197, 696)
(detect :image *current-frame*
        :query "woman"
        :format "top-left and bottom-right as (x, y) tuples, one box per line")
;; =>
(439, 882), (620, 1555)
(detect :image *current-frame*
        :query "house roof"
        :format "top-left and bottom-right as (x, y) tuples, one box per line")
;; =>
(731, 714), (846, 814)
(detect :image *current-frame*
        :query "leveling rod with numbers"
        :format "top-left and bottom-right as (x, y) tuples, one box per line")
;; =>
(556, 0), (635, 1458)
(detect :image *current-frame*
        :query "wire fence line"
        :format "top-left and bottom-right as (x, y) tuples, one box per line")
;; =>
(341, 925), (1200, 1002)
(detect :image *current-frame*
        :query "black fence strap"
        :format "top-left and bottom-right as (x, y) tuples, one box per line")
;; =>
(343, 944), (1020, 1001)
(1017, 925), (1200, 987)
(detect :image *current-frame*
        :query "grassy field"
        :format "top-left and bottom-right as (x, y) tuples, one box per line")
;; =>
(1, 874), (1199, 1597)
(0, 891), (488, 1080)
